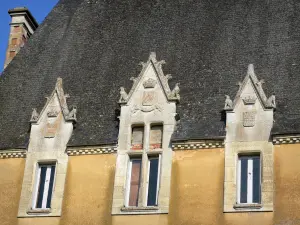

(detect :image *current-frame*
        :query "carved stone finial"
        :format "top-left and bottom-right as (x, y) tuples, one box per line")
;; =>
(149, 52), (157, 61)
(165, 74), (172, 80)
(267, 95), (276, 108)
(30, 108), (39, 122)
(224, 95), (233, 110)
(130, 77), (137, 83)
(119, 87), (128, 103)
(256, 79), (265, 88)
(143, 78), (157, 88)
(67, 106), (77, 121)
(138, 61), (146, 68)
(237, 81), (242, 91)
(170, 83), (180, 100)
(247, 64), (255, 76)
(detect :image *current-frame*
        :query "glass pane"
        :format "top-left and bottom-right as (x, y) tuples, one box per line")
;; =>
(46, 166), (56, 208)
(150, 125), (163, 150)
(36, 166), (47, 208)
(240, 157), (248, 203)
(128, 159), (142, 206)
(252, 157), (261, 203)
(147, 158), (159, 206)
(131, 127), (144, 150)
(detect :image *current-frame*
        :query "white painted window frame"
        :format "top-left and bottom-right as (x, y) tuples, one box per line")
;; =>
(31, 162), (57, 210)
(236, 155), (261, 204)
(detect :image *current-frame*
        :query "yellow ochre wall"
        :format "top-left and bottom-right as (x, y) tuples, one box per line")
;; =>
(1, 144), (300, 224)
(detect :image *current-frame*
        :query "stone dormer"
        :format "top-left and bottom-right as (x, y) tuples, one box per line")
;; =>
(223, 64), (275, 213)
(4, 7), (38, 69)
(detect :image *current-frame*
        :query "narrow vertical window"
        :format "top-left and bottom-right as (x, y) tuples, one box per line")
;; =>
(238, 155), (261, 204)
(131, 126), (144, 150)
(128, 158), (142, 206)
(33, 164), (56, 209)
(150, 125), (163, 150)
(147, 156), (160, 206)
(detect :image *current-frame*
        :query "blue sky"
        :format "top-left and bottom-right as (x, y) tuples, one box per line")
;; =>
(0, 0), (59, 72)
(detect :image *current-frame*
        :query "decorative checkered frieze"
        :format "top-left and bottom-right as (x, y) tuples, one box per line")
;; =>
(172, 141), (224, 150)
(66, 146), (117, 156)
(273, 136), (300, 145)
(0, 150), (26, 159)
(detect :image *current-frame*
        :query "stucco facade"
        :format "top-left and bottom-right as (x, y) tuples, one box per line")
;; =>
(1, 144), (300, 225)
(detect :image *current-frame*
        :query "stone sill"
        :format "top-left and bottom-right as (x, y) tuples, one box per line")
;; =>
(121, 206), (159, 212)
(27, 208), (51, 214)
(233, 203), (262, 210)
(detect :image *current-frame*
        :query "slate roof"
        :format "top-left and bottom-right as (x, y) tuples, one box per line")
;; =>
(1, 0), (300, 149)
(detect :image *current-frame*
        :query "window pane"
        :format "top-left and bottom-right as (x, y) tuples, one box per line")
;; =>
(131, 127), (144, 150)
(252, 157), (261, 203)
(240, 157), (248, 203)
(150, 125), (163, 150)
(36, 166), (47, 208)
(46, 166), (56, 208)
(147, 158), (159, 206)
(128, 159), (142, 206)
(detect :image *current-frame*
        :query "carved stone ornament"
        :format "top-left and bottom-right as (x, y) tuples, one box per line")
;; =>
(118, 52), (180, 104)
(119, 87), (128, 103)
(30, 108), (39, 122)
(243, 111), (256, 127)
(224, 95), (233, 110)
(142, 91), (157, 106)
(267, 95), (276, 108)
(47, 108), (59, 117)
(242, 96), (257, 105)
(143, 78), (157, 89)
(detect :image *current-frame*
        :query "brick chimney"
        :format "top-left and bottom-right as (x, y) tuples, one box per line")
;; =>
(4, 7), (38, 69)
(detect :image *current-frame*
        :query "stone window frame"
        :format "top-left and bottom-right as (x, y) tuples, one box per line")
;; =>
(235, 152), (261, 207)
(18, 152), (68, 217)
(123, 123), (163, 209)
(112, 121), (172, 215)
(31, 160), (57, 211)
(224, 142), (274, 212)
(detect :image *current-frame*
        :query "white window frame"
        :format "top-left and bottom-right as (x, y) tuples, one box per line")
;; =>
(236, 155), (261, 204)
(32, 162), (57, 210)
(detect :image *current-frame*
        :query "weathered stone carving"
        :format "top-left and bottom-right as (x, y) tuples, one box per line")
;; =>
(47, 108), (59, 117)
(30, 108), (39, 122)
(169, 83), (180, 101)
(224, 95), (233, 110)
(118, 52), (180, 104)
(267, 95), (276, 108)
(243, 111), (256, 127)
(119, 87), (128, 103)
(143, 78), (157, 89)
(242, 96), (256, 105)
(67, 106), (77, 121)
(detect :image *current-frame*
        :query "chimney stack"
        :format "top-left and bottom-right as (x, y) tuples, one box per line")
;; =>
(4, 7), (38, 69)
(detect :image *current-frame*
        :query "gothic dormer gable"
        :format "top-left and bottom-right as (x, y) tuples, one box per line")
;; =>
(28, 78), (76, 151)
(118, 52), (180, 105)
(224, 64), (275, 142)
(30, 78), (77, 124)
(224, 64), (276, 111)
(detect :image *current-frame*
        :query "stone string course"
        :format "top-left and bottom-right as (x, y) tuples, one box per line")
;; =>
(0, 150), (26, 159)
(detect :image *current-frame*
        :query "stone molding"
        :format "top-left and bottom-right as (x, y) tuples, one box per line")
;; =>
(172, 140), (224, 150)
(0, 150), (26, 159)
(66, 146), (117, 156)
(273, 135), (300, 144)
